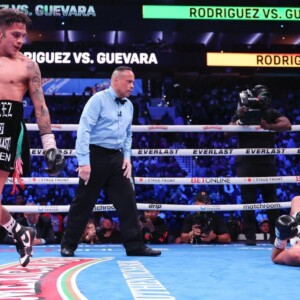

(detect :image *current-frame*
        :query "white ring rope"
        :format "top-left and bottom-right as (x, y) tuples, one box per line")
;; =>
(5, 176), (300, 185)
(30, 148), (300, 156)
(3, 201), (291, 213)
(25, 123), (300, 132)
(19, 123), (296, 215)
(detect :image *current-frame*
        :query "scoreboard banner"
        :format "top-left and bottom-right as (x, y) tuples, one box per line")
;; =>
(143, 5), (300, 21)
(207, 52), (300, 67)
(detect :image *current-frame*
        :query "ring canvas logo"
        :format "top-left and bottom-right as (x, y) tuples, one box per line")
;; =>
(0, 257), (113, 299)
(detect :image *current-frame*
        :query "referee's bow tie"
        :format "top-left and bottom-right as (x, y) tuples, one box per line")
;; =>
(115, 97), (126, 105)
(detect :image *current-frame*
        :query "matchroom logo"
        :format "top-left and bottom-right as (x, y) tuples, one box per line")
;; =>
(0, 257), (113, 299)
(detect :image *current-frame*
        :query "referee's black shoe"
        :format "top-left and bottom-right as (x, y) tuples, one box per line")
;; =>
(61, 248), (75, 257)
(126, 246), (161, 256)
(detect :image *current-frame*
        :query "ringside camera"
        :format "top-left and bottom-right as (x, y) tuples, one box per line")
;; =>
(192, 213), (212, 243)
(237, 85), (271, 125)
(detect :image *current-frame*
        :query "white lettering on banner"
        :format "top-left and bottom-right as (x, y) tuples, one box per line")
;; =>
(0, 4), (29, 13)
(0, 123), (4, 135)
(0, 5), (96, 17)
(24, 52), (157, 65)
(23, 52), (72, 64)
(0, 102), (12, 118)
(118, 261), (175, 300)
(73, 52), (91, 64)
(44, 78), (70, 95)
(0, 137), (11, 151)
(0, 152), (11, 162)
(96, 52), (158, 64)
(35, 5), (96, 17)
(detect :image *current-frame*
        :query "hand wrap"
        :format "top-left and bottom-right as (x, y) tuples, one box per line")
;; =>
(274, 215), (298, 249)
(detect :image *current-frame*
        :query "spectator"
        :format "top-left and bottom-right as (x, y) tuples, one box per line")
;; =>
(96, 217), (122, 244)
(11, 194), (26, 220)
(4, 203), (56, 245)
(139, 200), (169, 244)
(81, 219), (99, 244)
(259, 219), (270, 234)
(38, 196), (64, 243)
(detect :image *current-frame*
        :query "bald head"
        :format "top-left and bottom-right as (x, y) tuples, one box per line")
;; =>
(111, 66), (135, 98)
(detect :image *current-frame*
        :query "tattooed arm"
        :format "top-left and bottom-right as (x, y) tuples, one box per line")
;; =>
(27, 59), (65, 174)
(27, 60), (52, 135)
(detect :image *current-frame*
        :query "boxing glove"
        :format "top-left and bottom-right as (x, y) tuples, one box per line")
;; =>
(41, 133), (65, 176)
(44, 148), (65, 176)
(275, 215), (298, 241)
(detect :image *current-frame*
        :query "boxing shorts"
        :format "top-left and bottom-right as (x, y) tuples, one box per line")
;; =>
(0, 100), (30, 180)
(290, 212), (300, 246)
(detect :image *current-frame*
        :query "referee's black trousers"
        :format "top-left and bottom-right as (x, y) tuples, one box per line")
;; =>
(61, 145), (144, 252)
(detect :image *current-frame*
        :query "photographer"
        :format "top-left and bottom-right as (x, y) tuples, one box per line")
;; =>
(139, 200), (169, 244)
(180, 192), (231, 244)
(225, 85), (291, 246)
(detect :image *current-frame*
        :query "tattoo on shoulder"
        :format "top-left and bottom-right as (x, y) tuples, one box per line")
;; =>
(26, 60), (35, 71)
(27, 61), (41, 76)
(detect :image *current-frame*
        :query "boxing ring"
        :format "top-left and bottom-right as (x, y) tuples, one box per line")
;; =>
(1, 123), (300, 300)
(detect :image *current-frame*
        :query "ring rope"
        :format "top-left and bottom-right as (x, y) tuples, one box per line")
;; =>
(25, 123), (300, 132)
(3, 201), (291, 213)
(5, 176), (300, 185)
(22, 124), (296, 215)
(30, 148), (300, 156)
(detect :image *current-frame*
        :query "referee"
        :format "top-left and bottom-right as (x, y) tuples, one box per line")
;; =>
(61, 66), (161, 257)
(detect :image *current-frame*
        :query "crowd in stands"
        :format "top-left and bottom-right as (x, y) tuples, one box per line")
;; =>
(1, 79), (300, 244)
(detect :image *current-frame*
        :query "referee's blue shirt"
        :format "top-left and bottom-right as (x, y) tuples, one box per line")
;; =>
(76, 87), (133, 166)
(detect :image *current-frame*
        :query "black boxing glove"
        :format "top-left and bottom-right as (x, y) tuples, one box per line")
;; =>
(41, 133), (65, 176)
(274, 215), (298, 249)
(44, 148), (65, 176)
